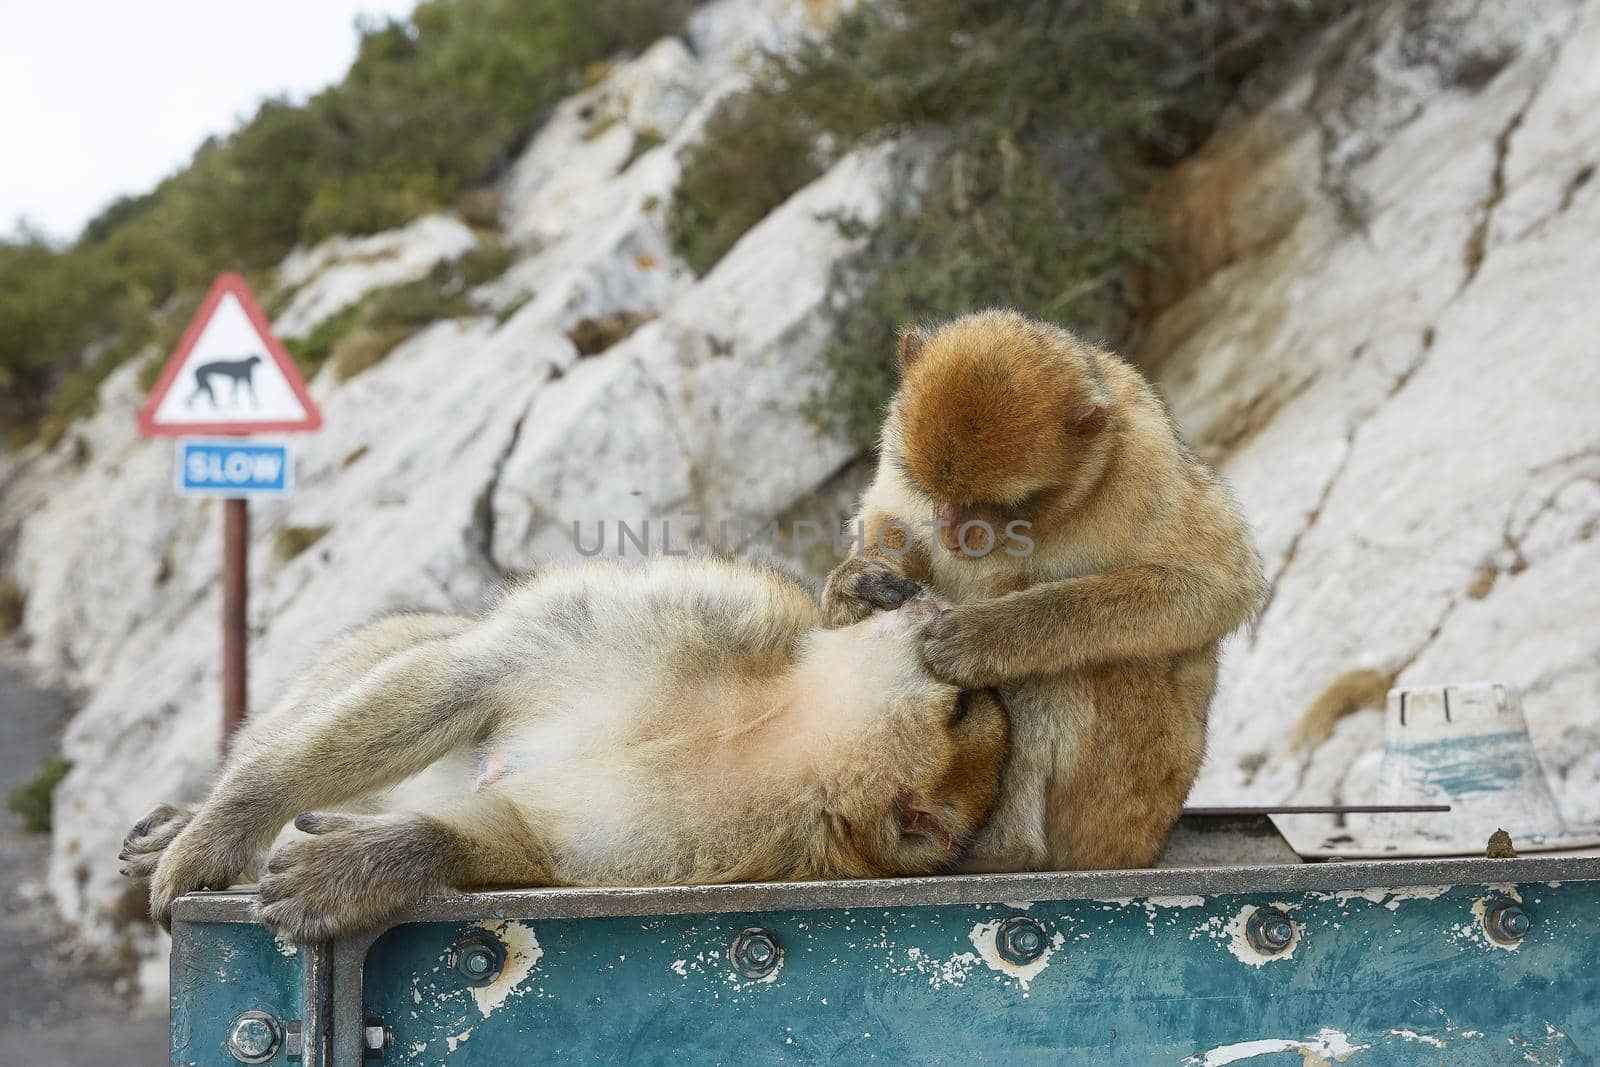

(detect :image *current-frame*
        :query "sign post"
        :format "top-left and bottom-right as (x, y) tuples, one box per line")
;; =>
(137, 273), (322, 754)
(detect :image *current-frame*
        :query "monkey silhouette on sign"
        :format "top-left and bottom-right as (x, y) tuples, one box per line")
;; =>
(187, 354), (264, 409)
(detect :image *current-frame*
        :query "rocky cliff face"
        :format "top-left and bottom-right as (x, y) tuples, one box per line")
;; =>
(0, 0), (1595, 1004)
(1145, 0), (1600, 831)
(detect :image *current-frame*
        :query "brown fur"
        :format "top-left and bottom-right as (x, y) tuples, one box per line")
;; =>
(129, 558), (1008, 940)
(824, 309), (1263, 871)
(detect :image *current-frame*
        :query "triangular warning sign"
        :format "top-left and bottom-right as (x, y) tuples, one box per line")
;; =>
(138, 272), (322, 437)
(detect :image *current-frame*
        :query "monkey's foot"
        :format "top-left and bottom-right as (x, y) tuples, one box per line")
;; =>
(118, 802), (196, 880)
(257, 812), (437, 942)
(148, 813), (263, 929)
(821, 558), (924, 627)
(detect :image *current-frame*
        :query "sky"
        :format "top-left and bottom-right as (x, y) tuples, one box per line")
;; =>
(0, 0), (417, 242)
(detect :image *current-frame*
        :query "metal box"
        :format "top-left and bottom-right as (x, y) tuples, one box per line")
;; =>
(171, 838), (1600, 1065)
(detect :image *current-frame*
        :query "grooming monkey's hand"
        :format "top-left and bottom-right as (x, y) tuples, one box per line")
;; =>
(257, 812), (433, 942)
(118, 802), (196, 881)
(147, 811), (262, 928)
(921, 605), (1006, 689)
(821, 557), (924, 627)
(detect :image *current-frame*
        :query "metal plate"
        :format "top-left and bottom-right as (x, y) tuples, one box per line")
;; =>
(355, 882), (1591, 1064)
(169, 855), (1600, 1065)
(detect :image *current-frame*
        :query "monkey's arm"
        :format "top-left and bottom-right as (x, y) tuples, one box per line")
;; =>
(922, 560), (1260, 686)
(147, 634), (503, 925)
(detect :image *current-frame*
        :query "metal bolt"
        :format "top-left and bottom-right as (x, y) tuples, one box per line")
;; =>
(995, 916), (1050, 965)
(1246, 907), (1296, 955)
(363, 1019), (391, 1056)
(285, 1021), (304, 1060)
(450, 933), (506, 986)
(730, 927), (782, 979)
(1484, 900), (1531, 944)
(226, 1011), (282, 1064)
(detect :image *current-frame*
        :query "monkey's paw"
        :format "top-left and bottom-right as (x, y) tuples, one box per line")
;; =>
(118, 802), (196, 881)
(148, 816), (261, 929)
(921, 606), (1006, 689)
(256, 812), (432, 942)
(821, 558), (924, 627)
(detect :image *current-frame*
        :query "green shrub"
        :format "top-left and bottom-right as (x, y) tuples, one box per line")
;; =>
(670, 0), (1348, 446)
(454, 238), (519, 288)
(668, 90), (823, 274)
(273, 524), (333, 562)
(330, 325), (418, 382)
(7, 756), (71, 834)
(0, 577), (23, 635)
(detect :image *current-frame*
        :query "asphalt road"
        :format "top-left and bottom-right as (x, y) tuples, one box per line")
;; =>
(0, 658), (167, 1065)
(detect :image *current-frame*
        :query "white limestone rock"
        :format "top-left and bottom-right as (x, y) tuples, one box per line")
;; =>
(489, 142), (913, 572)
(1142, 1), (1600, 833)
(273, 214), (479, 339)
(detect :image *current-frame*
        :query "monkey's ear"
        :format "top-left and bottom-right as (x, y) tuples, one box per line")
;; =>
(896, 794), (954, 852)
(897, 327), (929, 371)
(1067, 401), (1108, 436)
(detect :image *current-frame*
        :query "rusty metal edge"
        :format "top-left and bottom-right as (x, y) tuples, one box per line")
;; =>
(299, 938), (332, 1067)
(171, 852), (1600, 927)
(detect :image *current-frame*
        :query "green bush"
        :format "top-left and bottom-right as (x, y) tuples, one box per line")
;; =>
(669, 0), (1347, 446)
(7, 756), (71, 834)
(0, 577), (22, 634)
(283, 302), (366, 377)
(273, 524), (333, 562)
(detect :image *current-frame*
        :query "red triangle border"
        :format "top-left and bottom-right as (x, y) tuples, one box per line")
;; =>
(137, 272), (323, 437)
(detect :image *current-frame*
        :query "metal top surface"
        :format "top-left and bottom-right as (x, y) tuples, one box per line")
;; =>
(172, 852), (1600, 927)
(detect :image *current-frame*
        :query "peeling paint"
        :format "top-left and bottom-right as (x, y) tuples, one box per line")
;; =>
(1222, 903), (1301, 967)
(1309, 885), (1451, 910)
(1388, 1029), (1447, 1048)
(1462, 889), (1524, 952)
(1184, 1028), (1367, 1065)
(968, 919), (1063, 991)
(469, 919), (543, 1016)
(272, 933), (298, 957)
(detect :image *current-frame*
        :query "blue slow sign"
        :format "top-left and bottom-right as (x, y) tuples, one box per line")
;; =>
(176, 438), (292, 498)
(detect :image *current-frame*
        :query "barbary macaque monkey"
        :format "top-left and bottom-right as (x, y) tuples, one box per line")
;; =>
(123, 557), (1008, 940)
(823, 309), (1263, 870)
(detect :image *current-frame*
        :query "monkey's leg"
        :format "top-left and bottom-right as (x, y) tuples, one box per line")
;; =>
(120, 615), (469, 888)
(227, 613), (469, 759)
(148, 633), (503, 925)
(256, 799), (553, 941)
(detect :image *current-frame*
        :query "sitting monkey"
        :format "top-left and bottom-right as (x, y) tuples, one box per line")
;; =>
(123, 556), (1008, 940)
(823, 309), (1263, 871)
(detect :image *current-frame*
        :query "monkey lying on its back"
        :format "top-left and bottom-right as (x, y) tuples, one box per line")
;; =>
(123, 557), (1008, 940)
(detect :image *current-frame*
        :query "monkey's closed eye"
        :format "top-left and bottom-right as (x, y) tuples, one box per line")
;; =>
(949, 688), (1003, 728)
(949, 690), (976, 727)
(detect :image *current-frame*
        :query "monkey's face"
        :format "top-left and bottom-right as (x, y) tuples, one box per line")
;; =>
(799, 600), (1010, 874)
(890, 310), (1110, 559)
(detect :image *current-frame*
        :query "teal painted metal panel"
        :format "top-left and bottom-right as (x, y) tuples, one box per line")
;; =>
(167, 871), (1599, 1064)
(353, 883), (1592, 1064)
(169, 921), (305, 1066)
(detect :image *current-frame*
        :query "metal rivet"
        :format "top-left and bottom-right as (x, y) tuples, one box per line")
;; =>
(995, 915), (1050, 965)
(226, 1011), (282, 1064)
(730, 927), (782, 979)
(363, 1019), (390, 1057)
(1246, 907), (1296, 955)
(1484, 900), (1531, 944)
(450, 933), (506, 986)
